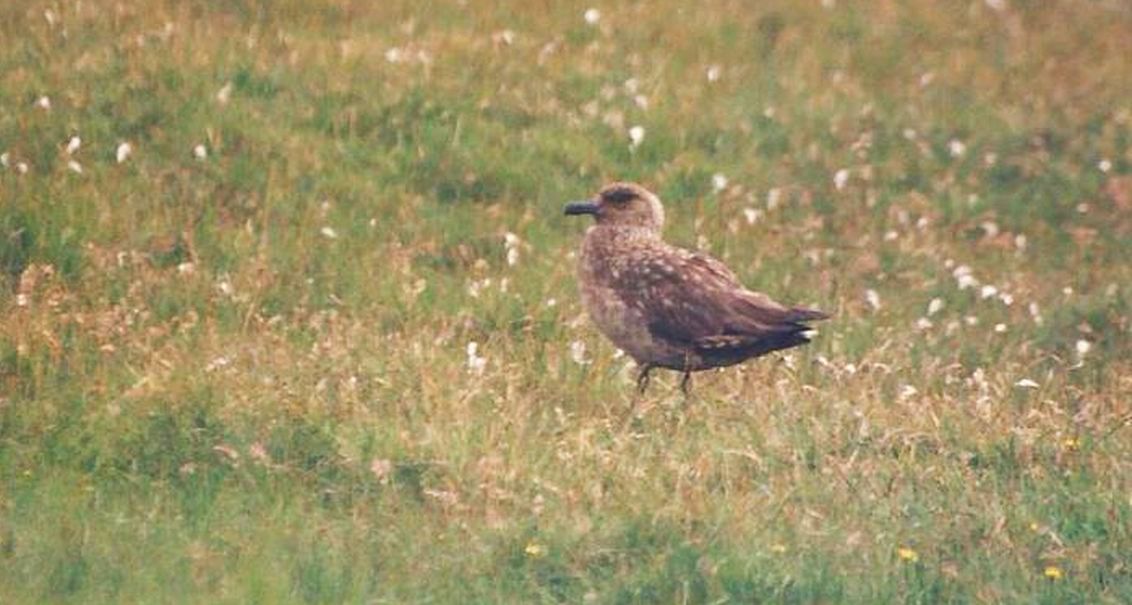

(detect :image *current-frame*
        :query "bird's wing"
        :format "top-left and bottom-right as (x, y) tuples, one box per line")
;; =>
(618, 245), (824, 349)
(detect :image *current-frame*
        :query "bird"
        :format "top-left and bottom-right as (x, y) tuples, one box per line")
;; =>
(564, 182), (828, 394)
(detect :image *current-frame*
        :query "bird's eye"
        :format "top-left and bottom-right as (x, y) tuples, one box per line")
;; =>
(603, 188), (637, 204)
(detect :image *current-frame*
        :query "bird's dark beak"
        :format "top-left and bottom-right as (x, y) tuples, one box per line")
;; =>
(564, 200), (600, 216)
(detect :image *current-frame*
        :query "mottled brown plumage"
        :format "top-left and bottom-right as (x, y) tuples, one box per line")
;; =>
(564, 182), (828, 393)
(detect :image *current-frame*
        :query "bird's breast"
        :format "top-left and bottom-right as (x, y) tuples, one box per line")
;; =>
(575, 233), (686, 367)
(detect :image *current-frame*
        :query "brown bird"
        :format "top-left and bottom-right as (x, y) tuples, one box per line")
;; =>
(564, 182), (828, 394)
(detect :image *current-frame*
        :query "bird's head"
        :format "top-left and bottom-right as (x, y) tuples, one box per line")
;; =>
(564, 182), (665, 232)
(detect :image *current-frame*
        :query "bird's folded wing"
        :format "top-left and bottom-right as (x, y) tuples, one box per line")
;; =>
(619, 247), (811, 348)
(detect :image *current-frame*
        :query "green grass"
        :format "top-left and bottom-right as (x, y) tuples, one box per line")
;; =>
(2, 0), (1131, 602)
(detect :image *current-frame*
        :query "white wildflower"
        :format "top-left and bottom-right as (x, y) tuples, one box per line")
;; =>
(633, 94), (649, 110)
(467, 278), (491, 298)
(16, 162), (28, 174)
(948, 139), (966, 157)
(971, 367), (988, 389)
(16, 293), (29, 307)
(898, 384), (918, 400)
(116, 142), (132, 163)
(1075, 339), (1092, 357)
(65, 136), (81, 155)
(742, 208), (761, 225)
(205, 355), (233, 372)
(766, 188), (782, 210)
(927, 298), (944, 316)
(980, 221), (999, 238)
(496, 29), (516, 45)
(1098, 159), (1112, 173)
(466, 342), (487, 375)
(980, 285), (998, 299)
(36, 96), (51, 111)
(628, 125), (645, 148)
(1028, 302), (1042, 324)
(0, 152), (8, 168)
(706, 65), (721, 82)
(569, 340), (591, 365)
(865, 289), (881, 311)
(320, 226), (338, 239)
(985, 0), (1007, 11)
(193, 144), (208, 160)
(953, 266), (978, 290)
(711, 173), (728, 193)
(583, 8), (601, 25)
(67, 160), (83, 174)
(994, 323), (1007, 333)
(545, 298), (557, 307)
(915, 317), (933, 331)
(216, 81), (233, 104)
(503, 232), (520, 266)
(833, 168), (850, 190)
(177, 262), (195, 275)
(999, 292), (1014, 306)
(384, 47), (404, 63)
(1015, 378), (1039, 389)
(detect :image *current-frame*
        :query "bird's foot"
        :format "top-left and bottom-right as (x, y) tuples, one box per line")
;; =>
(635, 364), (654, 395)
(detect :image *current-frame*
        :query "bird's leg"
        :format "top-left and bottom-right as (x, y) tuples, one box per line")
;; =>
(635, 363), (654, 394)
(680, 352), (693, 397)
(621, 363), (654, 429)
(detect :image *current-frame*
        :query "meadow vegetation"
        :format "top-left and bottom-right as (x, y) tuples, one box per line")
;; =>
(2, 0), (1131, 602)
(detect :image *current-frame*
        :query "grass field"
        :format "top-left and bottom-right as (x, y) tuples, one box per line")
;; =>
(2, 0), (1131, 602)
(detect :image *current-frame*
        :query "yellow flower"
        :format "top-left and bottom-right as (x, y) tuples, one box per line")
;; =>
(1062, 438), (1079, 451)
(1044, 565), (1063, 580)
(524, 542), (546, 558)
(770, 544), (787, 554)
(897, 547), (919, 563)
